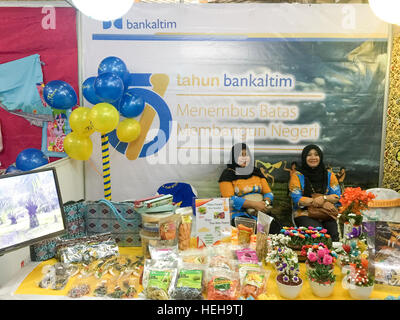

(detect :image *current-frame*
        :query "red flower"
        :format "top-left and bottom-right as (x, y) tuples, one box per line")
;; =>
(342, 244), (351, 253)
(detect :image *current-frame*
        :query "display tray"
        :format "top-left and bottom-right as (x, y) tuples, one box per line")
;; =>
(12, 247), (397, 300)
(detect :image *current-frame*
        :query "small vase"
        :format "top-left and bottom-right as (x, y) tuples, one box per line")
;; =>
(309, 280), (335, 298)
(276, 276), (303, 299)
(348, 284), (374, 300)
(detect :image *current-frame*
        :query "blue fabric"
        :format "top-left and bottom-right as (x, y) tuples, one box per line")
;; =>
(291, 171), (341, 212)
(0, 54), (52, 115)
(157, 182), (197, 207)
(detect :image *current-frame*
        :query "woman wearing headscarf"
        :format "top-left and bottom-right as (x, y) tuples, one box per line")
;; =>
(289, 144), (341, 241)
(219, 143), (281, 233)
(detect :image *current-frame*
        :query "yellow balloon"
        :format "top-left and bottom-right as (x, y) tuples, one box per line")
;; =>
(64, 131), (93, 161)
(69, 107), (95, 137)
(116, 118), (141, 142)
(89, 103), (119, 134)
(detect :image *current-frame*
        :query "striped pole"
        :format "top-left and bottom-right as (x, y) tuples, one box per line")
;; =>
(101, 134), (112, 200)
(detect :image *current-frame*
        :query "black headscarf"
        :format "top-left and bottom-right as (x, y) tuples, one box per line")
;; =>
(218, 143), (265, 182)
(298, 144), (328, 197)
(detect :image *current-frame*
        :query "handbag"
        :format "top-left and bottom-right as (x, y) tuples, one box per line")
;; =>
(307, 193), (339, 221)
(30, 200), (87, 261)
(82, 199), (142, 247)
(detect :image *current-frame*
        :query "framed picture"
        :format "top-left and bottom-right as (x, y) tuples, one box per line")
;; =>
(41, 109), (71, 157)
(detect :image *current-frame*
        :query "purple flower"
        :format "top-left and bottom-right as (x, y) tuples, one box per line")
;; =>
(293, 276), (299, 283)
(283, 275), (289, 283)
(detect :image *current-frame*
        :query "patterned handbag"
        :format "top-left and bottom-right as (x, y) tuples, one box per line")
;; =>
(82, 199), (142, 247)
(30, 200), (87, 261)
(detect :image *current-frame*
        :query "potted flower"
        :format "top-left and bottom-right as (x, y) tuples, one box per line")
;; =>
(274, 248), (303, 299)
(344, 258), (375, 300)
(301, 243), (336, 274)
(307, 248), (337, 298)
(338, 187), (375, 242)
(265, 245), (295, 270)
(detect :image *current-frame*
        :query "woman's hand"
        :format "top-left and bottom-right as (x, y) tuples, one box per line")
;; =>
(326, 194), (339, 204)
(253, 201), (269, 213)
(312, 196), (325, 208)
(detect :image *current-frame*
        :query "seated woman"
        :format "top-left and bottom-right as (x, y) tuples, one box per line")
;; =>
(219, 143), (281, 234)
(289, 144), (341, 241)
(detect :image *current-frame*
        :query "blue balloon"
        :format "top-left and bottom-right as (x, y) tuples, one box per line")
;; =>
(16, 148), (49, 171)
(82, 77), (102, 105)
(119, 90), (145, 118)
(98, 56), (129, 86)
(94, 73), (124, 103)
(43, 80), (77, 109)
(5, 165), (21, 174)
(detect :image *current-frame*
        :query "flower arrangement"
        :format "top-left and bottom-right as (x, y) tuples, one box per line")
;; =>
(338, 187), (375, 226)
(274, 248), (302, 286)
(265, 245), (297, 268)
(306, 245), (337, 285)
(346, 258), (374, 287)
(301, 243), (338, 270)
(280, 226), (332, 250)
(267, 234), (290, 250)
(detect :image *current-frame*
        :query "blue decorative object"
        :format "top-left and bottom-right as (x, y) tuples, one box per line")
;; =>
(82, 76), (102, 105)
(118, 90), (145, 118)
(43, 80), (77, 109)
(16, 148), (49, 171)
(94, 72), (124, 103)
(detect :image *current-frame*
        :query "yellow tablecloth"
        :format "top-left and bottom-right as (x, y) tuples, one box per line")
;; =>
(14, 247), (398, 300)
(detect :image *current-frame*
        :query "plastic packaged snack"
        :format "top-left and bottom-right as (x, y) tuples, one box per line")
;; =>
(38, 263), (78, 290)
(142, 259), (178, 300)
(149, 244), (179, 261)
(209, 255), (236, 271)
(239, 266), (270, 300)
(237, 224), (254, 245)
(159, 214), (181, 241)
(173, 264), (205, 300)
(178, 214), (192, 251)
(256, 212), (273, 262)
(180, 249), (209, 265)
(236, 248), (259, 264)
(67, 277), (91, 298)
(93, 279), (110, 297)
(206, 268), (240, 300)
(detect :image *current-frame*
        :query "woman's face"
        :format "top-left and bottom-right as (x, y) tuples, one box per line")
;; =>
(306, 149), (320, 168)
(237, 149), (251, 167)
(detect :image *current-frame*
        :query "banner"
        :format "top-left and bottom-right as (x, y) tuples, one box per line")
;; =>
(81, 3), (389, 215)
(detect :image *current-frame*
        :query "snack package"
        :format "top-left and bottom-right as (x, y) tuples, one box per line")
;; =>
(159, 214), (181, 241)
(67, 277), (91, 298)
(180, 249), (209, 265)
(256, 212), (273, 262)
(178, 214), (193, 251)
(209, 255), (236, 272)
(206, 268), (240, 300)
(149, 244), (179, 261)
(172, 263), (205, 300)
(142, 259), (178, 300)
(239, 266), (270, 300)
(93, 279), (111, 297)
(236, 248), (259, 264)
(231, 227), (239, 245)
(38, 263), (79, 290)
(106, 275), (139, 299)
(237, 224), (254, 245)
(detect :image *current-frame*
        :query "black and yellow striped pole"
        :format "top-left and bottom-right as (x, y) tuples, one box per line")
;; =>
(101, 134), (112, 200)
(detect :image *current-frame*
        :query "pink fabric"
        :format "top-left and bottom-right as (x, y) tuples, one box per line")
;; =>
(0, 7), (78, 169)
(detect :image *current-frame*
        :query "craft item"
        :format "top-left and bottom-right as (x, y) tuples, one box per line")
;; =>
(196, 198), (231, 247)
(101, 134), (112, 200)
(179, 214), (193, 251)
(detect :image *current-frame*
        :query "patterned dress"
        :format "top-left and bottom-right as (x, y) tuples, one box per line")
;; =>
(289, 171), (341, 218)
(219, 174), (274, 221)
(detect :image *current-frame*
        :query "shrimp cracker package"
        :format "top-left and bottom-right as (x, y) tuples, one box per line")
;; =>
(206, 268), (240, 300)
(142, 259), (178, 300)
(239, 266), (270, 300)
(172, 263), (205, 300)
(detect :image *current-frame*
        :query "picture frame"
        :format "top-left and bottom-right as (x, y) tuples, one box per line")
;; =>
(41, 109), (71, 157)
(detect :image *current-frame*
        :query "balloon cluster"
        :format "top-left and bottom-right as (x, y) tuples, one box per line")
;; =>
(65, 56), (143, 161)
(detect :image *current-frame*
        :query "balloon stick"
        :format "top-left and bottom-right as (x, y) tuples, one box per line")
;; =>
(101, 134), (112, 200)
